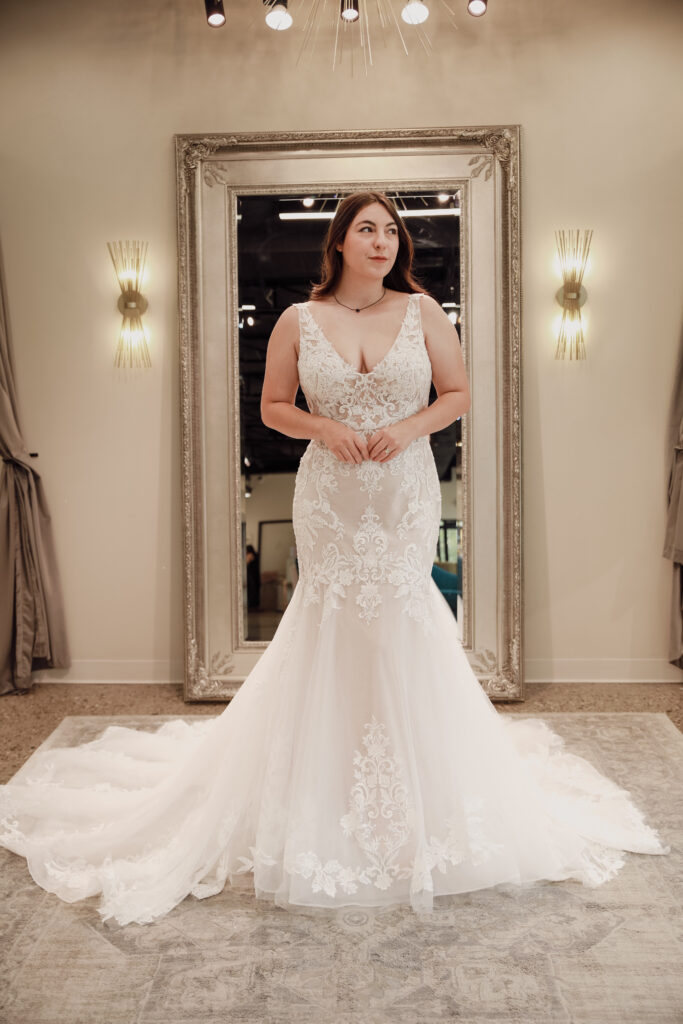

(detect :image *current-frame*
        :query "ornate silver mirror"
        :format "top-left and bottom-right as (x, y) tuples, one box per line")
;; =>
(175, 127), (522, 701)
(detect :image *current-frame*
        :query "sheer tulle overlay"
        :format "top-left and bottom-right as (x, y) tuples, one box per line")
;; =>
(0, 294), (669, 925)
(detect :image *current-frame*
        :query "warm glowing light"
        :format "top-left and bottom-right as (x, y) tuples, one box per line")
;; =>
(553, 229), (593, 360)
(401, 1), (429, 25)
(116, 323), (151, 369)
(265, 2), (293, 29)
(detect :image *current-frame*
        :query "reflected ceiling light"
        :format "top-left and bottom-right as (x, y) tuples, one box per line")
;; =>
(204, 0), (226, 27)
(302, 196), (316, 207)
(264, 0), (293, 29)
(467, 0), (487, 15)
(437, 193), (450, 203)
(340, 0), (360, 22)
(447, 312), (459, 324)
(246, 316), (255, 326)
(401, 1), (429, 24)
(279, 207), (461, 221)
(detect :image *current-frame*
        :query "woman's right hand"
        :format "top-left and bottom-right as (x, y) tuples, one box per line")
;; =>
(318, 419), (370, 463)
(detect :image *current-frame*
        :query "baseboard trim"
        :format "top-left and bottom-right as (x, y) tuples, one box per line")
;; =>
(525, 658), (682, 683)
(29, 657), (683, 685)
(31, 661), (184, 685)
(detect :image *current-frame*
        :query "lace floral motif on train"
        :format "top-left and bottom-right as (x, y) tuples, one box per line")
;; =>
(286, 717), (498, 899)
(293, 294), (442, 632)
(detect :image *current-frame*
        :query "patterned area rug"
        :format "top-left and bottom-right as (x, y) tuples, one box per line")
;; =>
(1, 712), (681, 1024)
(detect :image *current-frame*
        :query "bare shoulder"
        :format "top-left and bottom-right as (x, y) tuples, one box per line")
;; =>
(274, 304), (301, 327)
(266, 303), (301, 357)
(417, 293), (444, 318)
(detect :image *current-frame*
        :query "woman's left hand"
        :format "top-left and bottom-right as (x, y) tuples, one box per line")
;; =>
(366, 419), (418, 462)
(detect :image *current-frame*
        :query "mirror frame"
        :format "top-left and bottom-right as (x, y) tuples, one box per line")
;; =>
(175, 127), (523, 701)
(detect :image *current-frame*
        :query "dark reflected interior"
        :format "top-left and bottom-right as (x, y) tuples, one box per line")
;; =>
(237, 190), (464, 639)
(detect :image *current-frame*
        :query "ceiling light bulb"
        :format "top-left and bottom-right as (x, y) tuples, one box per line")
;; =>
(401, 1), (429, 24)
(204, 0), (226, 26)
(340, 0), (360, 22)
(467, 0), (487, 15)
(302, 197), (316, 208)
(265, 2), (293, 29)
(437, 193), (450, 203)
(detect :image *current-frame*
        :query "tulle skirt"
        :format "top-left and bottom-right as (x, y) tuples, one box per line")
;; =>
(0, 581), (670, 926)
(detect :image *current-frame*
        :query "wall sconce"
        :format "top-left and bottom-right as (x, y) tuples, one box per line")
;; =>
(106, 240), (151, 368)
(554, 229), (593, 360)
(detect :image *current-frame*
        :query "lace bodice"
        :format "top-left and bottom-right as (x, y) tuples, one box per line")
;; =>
(291, 292), (442, 634)
(296, 293), (432, 435)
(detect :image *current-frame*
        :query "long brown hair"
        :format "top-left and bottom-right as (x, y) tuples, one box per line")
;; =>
(309, 191), (424, 299)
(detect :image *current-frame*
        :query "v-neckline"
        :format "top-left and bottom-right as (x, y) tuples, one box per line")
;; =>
(304, 295), (415, 377)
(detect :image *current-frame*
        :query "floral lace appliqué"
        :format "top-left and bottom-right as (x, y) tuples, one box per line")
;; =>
(288, 717), (473, 899)
(293, 294), (441, 633)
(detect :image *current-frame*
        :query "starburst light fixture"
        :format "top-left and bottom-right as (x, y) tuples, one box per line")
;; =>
(236, 0), (490, 68)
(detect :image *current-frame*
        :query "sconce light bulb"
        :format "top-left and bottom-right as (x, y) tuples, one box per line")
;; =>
(401, 1), (429, 25)
(467, 0), (487, 15)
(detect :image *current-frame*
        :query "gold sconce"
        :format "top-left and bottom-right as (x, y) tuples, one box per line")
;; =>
(107, 240), (151, 368)
(554, 229), (593, 360)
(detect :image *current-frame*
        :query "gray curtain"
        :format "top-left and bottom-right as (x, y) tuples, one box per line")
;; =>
(663, 328), (683, 670)
(0, 240), (70, 693)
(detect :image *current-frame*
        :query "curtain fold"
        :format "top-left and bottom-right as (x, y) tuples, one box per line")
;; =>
(0, 240), (70, 693)
(663, 330), (683, 670)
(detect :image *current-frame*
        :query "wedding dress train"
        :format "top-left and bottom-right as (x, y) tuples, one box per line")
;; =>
(0, 294), (670, 925)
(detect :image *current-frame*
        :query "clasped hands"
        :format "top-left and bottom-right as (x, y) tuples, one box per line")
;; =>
(320, 417), (417, 464)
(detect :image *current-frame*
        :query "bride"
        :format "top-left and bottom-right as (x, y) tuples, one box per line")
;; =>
(0, 191), (670, 926)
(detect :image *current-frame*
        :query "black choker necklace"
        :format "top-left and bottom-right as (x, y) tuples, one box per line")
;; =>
(333, 289), (386, 313)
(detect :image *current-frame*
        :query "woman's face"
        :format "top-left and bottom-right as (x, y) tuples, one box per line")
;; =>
(336, 201), (400, 281)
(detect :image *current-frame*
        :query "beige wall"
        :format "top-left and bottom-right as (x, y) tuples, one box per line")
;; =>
(0, 0), (681, 684)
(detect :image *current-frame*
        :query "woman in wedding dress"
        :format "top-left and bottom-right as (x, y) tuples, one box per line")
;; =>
(0, 192), (670, 926)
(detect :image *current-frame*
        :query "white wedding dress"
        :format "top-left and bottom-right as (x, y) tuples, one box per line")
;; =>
(0, 294), (670, 926)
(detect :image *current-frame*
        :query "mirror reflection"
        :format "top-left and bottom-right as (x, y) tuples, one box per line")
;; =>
(238, 190), (463, 642)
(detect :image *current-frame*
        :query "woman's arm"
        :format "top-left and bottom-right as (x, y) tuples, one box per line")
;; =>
(260, 306), (326, 440)
(407, 293), (471, 435)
